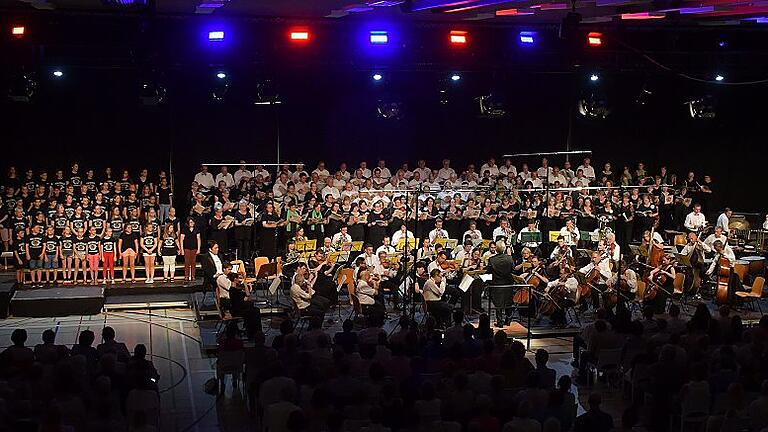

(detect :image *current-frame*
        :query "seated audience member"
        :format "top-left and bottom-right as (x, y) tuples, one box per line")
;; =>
(0, 329), (35, 377)
(574, 393), (613, 432)
(97, 326), (131, 362)
(535, 348), (556, 390)
(34, 329), (70, 365)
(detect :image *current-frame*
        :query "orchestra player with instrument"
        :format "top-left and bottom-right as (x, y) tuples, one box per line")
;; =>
(548, 236), (574, 276)
(559, 219), (580, 248)
(684, 204), (708, 233)
(536, 267), (579, 327)
(356, 268), (386, 321)
(578, 251), (612, 309)
(646, 254), (676, 314)
(417, 268), (452, 327)
(427, 251), (463, 308)
(706, 240), (741, 302)
(517, 219), (541, 249)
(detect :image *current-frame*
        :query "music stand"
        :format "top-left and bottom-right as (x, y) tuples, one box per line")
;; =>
(257, 262), (284, 306)
(521, 232), (542, 244)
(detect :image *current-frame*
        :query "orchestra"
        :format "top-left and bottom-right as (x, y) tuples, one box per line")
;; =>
(5, 157), (765, 331)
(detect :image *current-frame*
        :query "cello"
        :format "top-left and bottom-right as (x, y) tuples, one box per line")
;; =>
(715, 256), (731, 305)
(515, 262), (544, 305)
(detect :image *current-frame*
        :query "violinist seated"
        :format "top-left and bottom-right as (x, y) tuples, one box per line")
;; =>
(356, 269), (386, 322)
(548, 236), (574, 276)
(605, 233), (621, 264)
(416, 269), (452, 327)
(537, 267), (579, 328)
(646, 254), (676, 314)
(460, 248), (486, 314)
(514, 247), (536, 275)
(453, 240), (474, 262)
(427, 251), (463, 307)
(309, 250), (340, 305)
(578, 251), (613, 310)
(373, 251), (400, 303)
(290, 264), (331, 319)
(428, 218), (450, 243)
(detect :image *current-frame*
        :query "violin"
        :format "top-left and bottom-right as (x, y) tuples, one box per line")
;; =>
(440, 260), (459, 271)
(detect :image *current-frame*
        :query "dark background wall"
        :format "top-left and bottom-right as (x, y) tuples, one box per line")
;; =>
(1, 15), (767, 212)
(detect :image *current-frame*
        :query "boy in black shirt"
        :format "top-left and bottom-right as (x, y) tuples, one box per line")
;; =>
(26, 225), (44, 286)
(43, 226), (60, 284)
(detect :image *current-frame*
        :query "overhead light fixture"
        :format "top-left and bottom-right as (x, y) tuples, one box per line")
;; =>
(519, 31), (536, 45)
(290, 29), (311, 42)
(11, 26), (25, 37)
(590, 73), (600, 82)
(52, 70), (64, 78)
(686, 95), (716, 119)
(587, 31), (603, 46)
(449, 30), (468, 45)
(208, 31), (225, 41)
(451, 73), (461, 82)
(369, 30), (388, 44)
(216, 72), (227, 79)
(372, 73), (383, 82)
(715, 74), (724, 82)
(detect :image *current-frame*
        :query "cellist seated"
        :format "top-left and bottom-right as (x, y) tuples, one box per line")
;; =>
(537, 267), (579, 327)
(706, 240), (741, 303)
(578, 251), (612, 310)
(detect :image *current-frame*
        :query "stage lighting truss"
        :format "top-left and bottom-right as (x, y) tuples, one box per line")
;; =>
(376, 99), (405, 120)
(685, 95), (716, 119)
(139, 81), (166, 106)
(578, 92), (611, 118)
(476, 94), (507, 117)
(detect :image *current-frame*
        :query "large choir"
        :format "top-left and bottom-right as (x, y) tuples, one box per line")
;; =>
(2, 157), (767, 329)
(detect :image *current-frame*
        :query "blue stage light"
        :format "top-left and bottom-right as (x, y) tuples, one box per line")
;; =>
(372, 73), (383, 81)
(519, 31), (535, 45)
(208, 31), (225, 41)
(370, 31), (388, 44)
(216, 72), (227, 79)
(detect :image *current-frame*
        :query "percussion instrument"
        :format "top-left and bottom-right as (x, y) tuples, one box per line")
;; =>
(733, 260), (749, 282)
(741, 256), (765, 275)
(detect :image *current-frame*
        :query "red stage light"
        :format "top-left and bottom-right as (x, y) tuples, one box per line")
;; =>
(587, 32), (603, 46)
(449, 30), (468, 45)
(12, 26), (25, 37)
(289, 29), (310, 42)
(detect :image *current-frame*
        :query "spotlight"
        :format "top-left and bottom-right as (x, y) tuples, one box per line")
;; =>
(451, 73), (461, 82)
(476, 94), (507, 117)
(519, 31), (535, 45)
(52, 70), (64, 78)
(7, 73), (37, 103)
(208, 31), (225, 41)
(372, 73), (383, 82)
(717, 40), (727, 48)
(216, 72), (227, 79)
(290, 29), (310, 42)
(587, 31), (603, 46)
(590, 74), (600, 82)
(11, 26), (25, 37)
(715, 74), (724, 82)
(449, 30), (468, 45)
(686, 95), (716, 119)
(369, 31), (388, 44)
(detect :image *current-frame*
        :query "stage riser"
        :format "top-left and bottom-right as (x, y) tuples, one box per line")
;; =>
(11, 287), (105, 317)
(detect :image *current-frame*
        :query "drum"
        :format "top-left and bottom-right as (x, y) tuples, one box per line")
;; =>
(742, 256), (765, 275)
(733, 260), (749, 282)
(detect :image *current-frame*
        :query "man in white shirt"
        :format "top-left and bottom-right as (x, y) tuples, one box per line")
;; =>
(331, 226), (352, 249)
(462, 221), (483, 244)
(570, 169), (590, 187)
(437, 159), (456, 183)
(337, 162), (351, 181)
(290, 270), (329, 318)
(215, 166), (235, 189)
(376, 237), (396, 256)
(703, 227), (728, 251)
(418, 269), (451, 326)
(548, 167), (567, 186)
(253, 165), (270, 182)
(376, 160), (391, 179)
(492, 218), (515, 244)
(684, 204), (707, 232)
(234, 161), (253, 186)
(356, 269), (385, 319)
(605, 232), (621, 263)
(320, 183), (340, 201)
(559, 219), (580, 247)
(577, 157), (596, 181)
(528, 172), (544, 189)
(561, 160), (575, 182)
(414, 160), (431, 182)
(480, 158), (499, 178)
(499, 159), (517, 178)
(362, 244), (380, 269)
(453, 241), (473, 262)
(536, 158), (553, 179)
(579, 251), (612, 308)
(541, 267), (579, 326)
(272, 172), (290, 200)
(428, 219), (449, 243)
(706, 240), (736, 277)
(216, 263), (234, 311)
(716, 208), (732, 233)
(391, 224), (414, 249)
(194, 165), (215, 190)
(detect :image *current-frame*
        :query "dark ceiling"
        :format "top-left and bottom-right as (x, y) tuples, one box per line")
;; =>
(2, 0), (768, 25)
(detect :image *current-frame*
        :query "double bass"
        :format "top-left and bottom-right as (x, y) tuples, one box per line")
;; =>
(539, 283), (567, 316)
(715, 256), (731, 304)
(515, 263), (544, 305)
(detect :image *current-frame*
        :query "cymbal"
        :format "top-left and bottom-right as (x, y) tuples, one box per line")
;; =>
(730, 220), (750, 231)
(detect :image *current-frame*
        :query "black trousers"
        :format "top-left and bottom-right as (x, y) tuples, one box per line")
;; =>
(302, 295), (331, 318)
(489, 285), (514, 323)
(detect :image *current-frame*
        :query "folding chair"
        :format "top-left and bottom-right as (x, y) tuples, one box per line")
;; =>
(736, 276), (764, 313)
